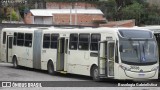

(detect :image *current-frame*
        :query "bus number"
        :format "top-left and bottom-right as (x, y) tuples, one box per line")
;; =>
(130, 66), (139, 70)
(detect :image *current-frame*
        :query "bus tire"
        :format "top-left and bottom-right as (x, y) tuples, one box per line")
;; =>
(91, 66), (101, 81)
(13, 57), (19, 68)
(47, 61), (56, 75)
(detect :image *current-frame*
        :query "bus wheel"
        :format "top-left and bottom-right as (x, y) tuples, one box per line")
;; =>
(13, 57), (19, 68)
(91, 66), (101, 81)
(47, 61), (56, 75)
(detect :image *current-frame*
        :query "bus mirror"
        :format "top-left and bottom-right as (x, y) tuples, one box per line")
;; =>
(120, 45), (123, 52)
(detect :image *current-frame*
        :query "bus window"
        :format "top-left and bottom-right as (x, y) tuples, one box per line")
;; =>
(9, 37), (13, 49)
(69, 34), (78, 50)
(109, 43), (114, 60)
(51, 34), (59, 49)
(17, 33), (24, 46)
(13, 33), (17, 45)
(79, 34), (90, 50)
(3, 32), (6, 44)
(43, 34), (50, 48)
(25, 33), (32, 47)
(90, 34), (100, 51)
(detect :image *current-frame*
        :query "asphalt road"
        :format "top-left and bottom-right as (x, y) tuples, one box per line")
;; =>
(0, 62), (159, 90)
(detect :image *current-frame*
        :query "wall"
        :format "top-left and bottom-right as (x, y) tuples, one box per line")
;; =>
(99, 20), (135, 27)
(53, 14), (105, 26)
(24, 11), (105, 26)
(24, 12), (33, 24)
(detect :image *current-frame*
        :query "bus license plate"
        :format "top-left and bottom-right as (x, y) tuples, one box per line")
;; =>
(138, 73), (145, 77)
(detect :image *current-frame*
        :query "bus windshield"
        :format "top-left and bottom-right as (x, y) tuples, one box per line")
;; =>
(119, 39), (158, 65)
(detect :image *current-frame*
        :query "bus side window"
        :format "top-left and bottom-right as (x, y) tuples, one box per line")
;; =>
(90, 34), (100, 51)
(69, 33), (78, 50)
(25, 33), (32, 47)
(51, 34), (59, 49)
(13, 33), (17, 45)
(79, 34), (90, 50)
(43, 34), (50, 48)
(109, 43), (115, 60)
(3, 32), (6, 44)
(17, 33), (24, 46)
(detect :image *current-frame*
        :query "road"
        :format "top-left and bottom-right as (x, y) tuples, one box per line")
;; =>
(0, 62), (159, 90)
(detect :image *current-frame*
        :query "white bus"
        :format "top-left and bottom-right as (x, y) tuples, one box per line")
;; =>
(134, 25), (160, 73)
(0, 26), (159, 81)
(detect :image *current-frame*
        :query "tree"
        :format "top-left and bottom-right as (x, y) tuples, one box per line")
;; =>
(120, 2), (144, 25)
(98, 0), (117, 21)
(11, 10), (19, 21)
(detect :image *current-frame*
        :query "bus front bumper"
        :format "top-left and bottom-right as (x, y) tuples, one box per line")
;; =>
(124, 70), (158, 79)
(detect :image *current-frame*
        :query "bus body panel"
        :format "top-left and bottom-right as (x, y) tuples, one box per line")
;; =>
(1, 30), (14, 63)
(67, 50), (91, 76)
(12, 30), (34, 68)
(1, 31), (7, 62)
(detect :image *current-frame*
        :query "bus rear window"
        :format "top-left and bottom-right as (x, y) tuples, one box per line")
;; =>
(119, 30), (152, 39)
(3, 32), (6, 44)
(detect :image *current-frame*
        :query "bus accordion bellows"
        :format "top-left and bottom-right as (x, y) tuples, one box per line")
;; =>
(0, 26), (159, 81)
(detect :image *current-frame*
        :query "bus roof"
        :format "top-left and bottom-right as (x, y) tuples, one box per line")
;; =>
(134, 25), (160, 33)
(2, 26), (152, 34)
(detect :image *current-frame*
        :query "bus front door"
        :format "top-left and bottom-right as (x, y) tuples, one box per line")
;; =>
(106, 41), (115, 78)
(98, 41), (106, 77)
(7, 36), (13, 63)
(98, 41), (115, 78)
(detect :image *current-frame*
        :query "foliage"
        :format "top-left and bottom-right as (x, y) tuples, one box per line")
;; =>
(45, 0), (99, 2)
(98, 0), (117, 20)
(1, 0), (160, 25)
(11, 10), (19, 21)
(0, 7), (10, 21)
(98, 0), (160, 25)
(120, 2), (144, 25)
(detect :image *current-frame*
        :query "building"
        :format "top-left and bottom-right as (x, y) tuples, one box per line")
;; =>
(23, 1), (135, 27)
(46, 2), (97, 9)
(146, 0), (160, 7)
(24, 9), (106, 26)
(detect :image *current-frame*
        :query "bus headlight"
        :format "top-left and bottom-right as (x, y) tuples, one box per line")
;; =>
(151, 66), (159, 71)
(119, 65), (131, 71)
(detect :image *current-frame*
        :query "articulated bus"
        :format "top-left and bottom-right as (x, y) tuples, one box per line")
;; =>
(0, 26), (159, 81)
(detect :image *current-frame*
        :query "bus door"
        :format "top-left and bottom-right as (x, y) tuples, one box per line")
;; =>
(57, 37), (68, 71)
(98, 41), (106, 77)
(7, 36), (13, 63)
(106, 41), (115, 78)
(98, 41), (115, 78)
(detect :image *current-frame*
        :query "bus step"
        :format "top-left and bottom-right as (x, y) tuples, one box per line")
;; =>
(99, 75), (106, 77)
(58, 71), (67, 74)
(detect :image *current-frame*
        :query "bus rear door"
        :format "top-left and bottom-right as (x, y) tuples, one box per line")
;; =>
(7, 36), (13, 63)
(57, 37), (69, 72)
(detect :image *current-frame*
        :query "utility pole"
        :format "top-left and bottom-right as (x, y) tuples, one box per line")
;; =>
(0, 0), (2, 23)
(75, 2), (77, 25)
(70, 2), (72, 25)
